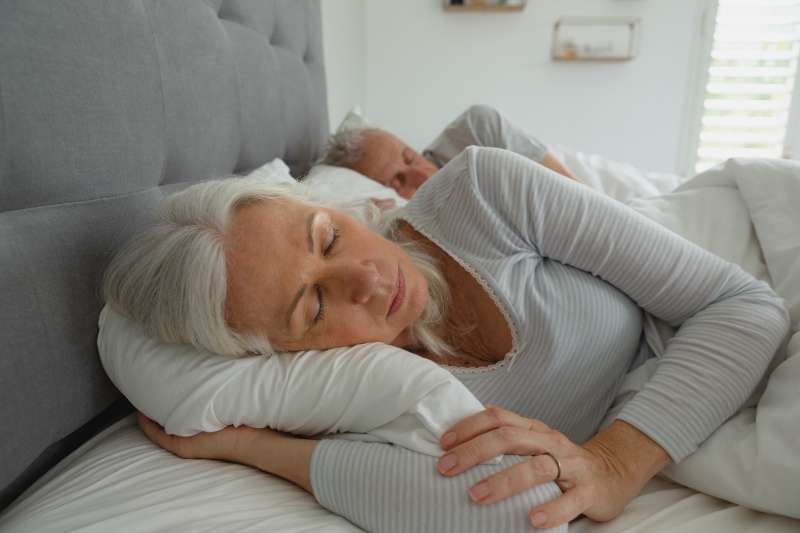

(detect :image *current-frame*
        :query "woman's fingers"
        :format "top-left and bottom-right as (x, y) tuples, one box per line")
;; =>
(138, 411), (205, 459)
(440, 405), (548, 450)
(138, 412), (175, 450)
(438, 406), (558, 476)
(529, 487), (590, 529)
(438, 425), (564, 476)
(466, 453), (564, 505)
(459, 443), (603, 529)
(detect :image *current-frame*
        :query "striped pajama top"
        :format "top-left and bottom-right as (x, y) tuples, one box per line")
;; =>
(310, 147), (789, 533)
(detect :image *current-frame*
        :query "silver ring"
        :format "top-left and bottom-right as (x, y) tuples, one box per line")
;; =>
(542, 452), (562, 482)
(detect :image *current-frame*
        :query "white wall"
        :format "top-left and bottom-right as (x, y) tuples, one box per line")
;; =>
(320, 0), (366, 131)
(323, 0), (706, 174)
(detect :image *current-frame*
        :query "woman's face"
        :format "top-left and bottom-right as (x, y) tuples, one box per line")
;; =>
(224, 199), (429, 352)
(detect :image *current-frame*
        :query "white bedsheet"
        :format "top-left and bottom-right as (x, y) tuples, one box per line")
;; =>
(2, 414), (798, 533)
(0, 415), (361, 533)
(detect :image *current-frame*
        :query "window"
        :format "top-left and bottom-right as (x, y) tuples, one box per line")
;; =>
(683, 0), (800, 174)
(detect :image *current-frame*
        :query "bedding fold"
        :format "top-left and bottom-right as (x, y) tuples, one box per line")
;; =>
(613, 158), (800, 519)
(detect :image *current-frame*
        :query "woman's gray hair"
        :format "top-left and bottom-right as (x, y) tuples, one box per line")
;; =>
(102, 176), (451, 358)
(317, 127), (382, 168)
(391, 229), (452, 358)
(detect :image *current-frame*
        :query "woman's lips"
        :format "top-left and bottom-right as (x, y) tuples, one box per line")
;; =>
(387, 267), (406, 317)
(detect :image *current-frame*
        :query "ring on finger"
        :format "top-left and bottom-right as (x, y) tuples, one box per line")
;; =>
(541, 451), (562, 482)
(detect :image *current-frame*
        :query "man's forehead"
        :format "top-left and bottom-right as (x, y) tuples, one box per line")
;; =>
(366, 129), (403, 150)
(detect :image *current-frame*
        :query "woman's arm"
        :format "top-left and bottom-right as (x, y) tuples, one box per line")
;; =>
(138, 412), (316, 492)
(138, 412), (566, 532)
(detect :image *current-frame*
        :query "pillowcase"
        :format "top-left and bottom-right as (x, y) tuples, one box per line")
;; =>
(302, 163), (408, 208)
(335, 105), (370, 132)
(98, 307), (485, 458)
(245, 157), (296, 184)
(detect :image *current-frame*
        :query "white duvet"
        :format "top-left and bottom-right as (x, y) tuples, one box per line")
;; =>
(621, 157), (800, 519)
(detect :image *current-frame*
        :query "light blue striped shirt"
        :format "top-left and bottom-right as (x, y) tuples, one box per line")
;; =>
(311, 147), (789, 533)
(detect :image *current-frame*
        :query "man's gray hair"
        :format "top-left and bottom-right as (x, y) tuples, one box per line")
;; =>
(102, 176), (451, 358)
(317, 127), (382, 168)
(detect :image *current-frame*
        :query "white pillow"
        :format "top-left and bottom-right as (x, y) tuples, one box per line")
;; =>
(303, 163), (408, 208)
(335, 105), (370, 132)
(98, 306), (485, 458)
(245, 157), (296, 184)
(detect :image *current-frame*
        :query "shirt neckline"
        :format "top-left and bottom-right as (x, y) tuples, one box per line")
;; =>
(408, 224), (523, 376)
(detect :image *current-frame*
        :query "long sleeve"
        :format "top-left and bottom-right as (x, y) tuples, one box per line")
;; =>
(408, 147), (790, 462)
(423, 105), (549, 168)
(311, 440), (564, 533)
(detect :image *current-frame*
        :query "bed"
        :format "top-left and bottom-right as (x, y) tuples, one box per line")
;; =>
(1, 1), (799, 532)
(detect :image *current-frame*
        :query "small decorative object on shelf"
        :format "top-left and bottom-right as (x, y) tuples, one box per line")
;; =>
(443, 0), (527, 12)
(552, 17), (641, 61)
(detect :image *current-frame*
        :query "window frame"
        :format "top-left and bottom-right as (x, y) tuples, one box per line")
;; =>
(678, 0), (720, 177)
(678, 0), (800, 176)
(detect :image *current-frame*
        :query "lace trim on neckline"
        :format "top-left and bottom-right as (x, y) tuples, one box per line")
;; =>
(414, 226), (521, 375)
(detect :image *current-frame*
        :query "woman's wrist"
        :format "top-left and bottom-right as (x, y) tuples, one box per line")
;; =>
(584, 420), (672, 490)
(240, 428), (319, 494)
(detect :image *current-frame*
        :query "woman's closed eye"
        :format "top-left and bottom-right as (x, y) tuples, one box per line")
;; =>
(312, 228), (339, 324)
(313, 288), (326, 323)
(325, 229), (340, 255)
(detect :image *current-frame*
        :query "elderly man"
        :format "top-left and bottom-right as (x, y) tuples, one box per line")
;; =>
(318, 104), (580, 199)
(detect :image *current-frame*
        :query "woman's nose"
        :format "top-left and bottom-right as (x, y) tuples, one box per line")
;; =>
(335, 259), (380, 304)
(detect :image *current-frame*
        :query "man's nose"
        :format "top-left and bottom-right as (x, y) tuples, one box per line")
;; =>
(411, 165), (433, 185)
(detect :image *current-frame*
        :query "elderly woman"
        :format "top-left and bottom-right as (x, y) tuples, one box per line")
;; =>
(104, 147), (789, 532)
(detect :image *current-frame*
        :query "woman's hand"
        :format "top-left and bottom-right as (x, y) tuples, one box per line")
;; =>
(138, 411), (258, 463)
(436, 405), (672, 530)
(137, 412), (318, 493)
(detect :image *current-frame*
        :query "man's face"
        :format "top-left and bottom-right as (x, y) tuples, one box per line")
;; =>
(347, 130), (439, 199)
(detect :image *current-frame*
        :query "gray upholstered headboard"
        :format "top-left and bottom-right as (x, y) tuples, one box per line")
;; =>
(0, 0), (327, 510)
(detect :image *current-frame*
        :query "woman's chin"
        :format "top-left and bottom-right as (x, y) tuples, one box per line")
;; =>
(389, 330), (412, 350)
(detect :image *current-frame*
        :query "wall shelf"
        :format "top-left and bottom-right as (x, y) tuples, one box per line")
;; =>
(443, 1), (526, 11)
(552, 17), (641, 61)
(444, 5), (525, 11)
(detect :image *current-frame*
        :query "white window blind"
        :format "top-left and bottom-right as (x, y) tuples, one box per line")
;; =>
(695, 0), (800, 173)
